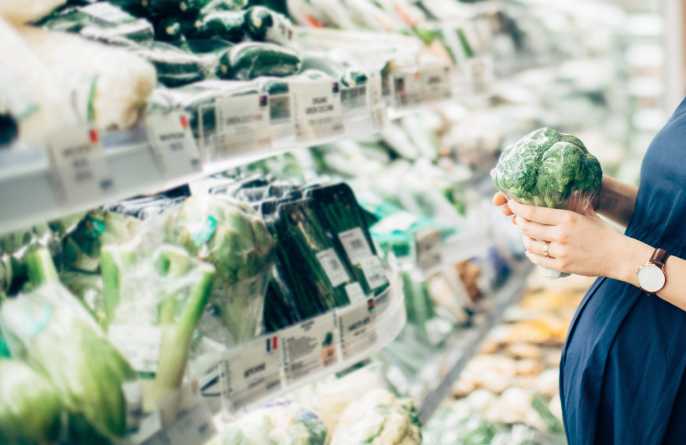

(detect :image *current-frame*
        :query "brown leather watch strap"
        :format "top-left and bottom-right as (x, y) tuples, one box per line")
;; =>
(651, 248), (670, 269)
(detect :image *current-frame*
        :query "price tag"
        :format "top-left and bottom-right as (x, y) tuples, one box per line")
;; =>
(214, 93), (270, 158)
(108, 325), (161, 373)
(341, 85), (368, 111)
(422, 64), (452, 102)
(282, 313), (338, 384)
(338, 228), (373, 264)
(316, 248), (350, 287)
(48, 126), (114, 203)
(267, 92), (293, 142)
(373, 286), (392, 316)
(359, 256), (388, 290)
(345, 282), (366, 303)
(165, 400), (216, 445)
(293, 80), (343, 141)
(393, 68), (423, 107)
(146, 112), (201, 177)
(219, 336), (283, 410)
(415, 228), (443, 271)
(337, 299), (377, 359)
(367, 72), (386, 127)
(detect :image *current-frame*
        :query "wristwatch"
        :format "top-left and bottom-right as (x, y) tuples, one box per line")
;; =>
(637, 248), (670, 293)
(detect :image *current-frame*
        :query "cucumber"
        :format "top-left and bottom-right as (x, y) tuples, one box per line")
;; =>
(147, 0), (213, 17)
(301, 55), (367, 87)
(135, 42), (206, 87)
(199, 0), (248, 14)
(194, 10), (245, 42)
(217, 42), (301, 81)
(243, 6), (293, 45)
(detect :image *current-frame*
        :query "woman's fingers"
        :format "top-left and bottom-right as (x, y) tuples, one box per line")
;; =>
(515, 216), (559, 242)
(509, 200), (574, 225)
(525, 252), (559, 270)
(522, 236), (555, 257)
(492, 192), (514, 216)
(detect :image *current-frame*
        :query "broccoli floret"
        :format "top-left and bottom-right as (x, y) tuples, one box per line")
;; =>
(491, 128), (602, 209)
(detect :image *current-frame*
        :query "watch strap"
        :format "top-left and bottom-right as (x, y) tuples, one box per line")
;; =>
(651, 248), (670, 269)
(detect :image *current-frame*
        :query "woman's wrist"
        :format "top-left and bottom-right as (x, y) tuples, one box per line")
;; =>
(608, 235), (653, 286)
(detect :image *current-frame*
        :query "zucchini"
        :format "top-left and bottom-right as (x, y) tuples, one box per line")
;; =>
(134, 42), (206, 87)
(153, 17), (193, 42)
(301, 55), (367, 87)
(199, 0), (247, 14)
(216, 42), (301, 80)
(243, 6), (293, 45)
(194, 10), (245, 42)
(146, 0), (213, 17)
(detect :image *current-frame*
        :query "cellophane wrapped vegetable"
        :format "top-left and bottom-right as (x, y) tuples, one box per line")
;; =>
(0, 248), (135, 442)
(491, 127), (602, 211)
(0, 359), (62, 445)
(163, 195), (275, 345)
(101, 230), (215, 409)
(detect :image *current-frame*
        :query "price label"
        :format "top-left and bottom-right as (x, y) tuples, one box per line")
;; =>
(345, 282), (366, 303)
(165, 400), (216, 445)
(337, 299), (377, 359)
(415, 228), (443, 271)
(146, 112), (201, 177)
(338, 228), (373, 264)
(219, 336), (283, 410)
(393, 68), (423, 107)
(422, 64), (452, 102)
(108, 325), (161, 373)
(367, 72), (386, 128)
(341, 85), (368, 111)
(316, 248), (350, 287)
(268, 92), (293, 142)
(373, 285), (392, 317)
(359, 256), (388, 290)
(214, 93), (270, 158)
(282, 313), (338, 384)
(293, 80), (343, 141)
(48, 126), (114, 203)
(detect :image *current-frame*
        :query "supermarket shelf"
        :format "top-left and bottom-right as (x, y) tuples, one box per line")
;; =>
(196, 269), (406, 414)
(0, 57), (459, 236)
(417, 264), (533, 423)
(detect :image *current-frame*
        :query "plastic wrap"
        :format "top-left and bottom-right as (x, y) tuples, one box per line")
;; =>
(0, 0), (64, 25)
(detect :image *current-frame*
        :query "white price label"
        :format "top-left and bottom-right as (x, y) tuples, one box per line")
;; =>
(48, 127), (114, 203)
(393, 68), (423, 107)
(214, 93), (270, 157)
(339, 228), (373, 264)
(293, 80), (343, 141)
(345, 282), (367, 303)
(282, 313), (338, 384)
(108, 325), (161, 373)
(359, 256), (388, 290)
(367, 72), (386, 127)
(415, 229), (443, 271)
(146, 112), (201, 177)
(165, 401), (216, 445)
(337, 299), (376, 359)
(373, 286), (392, 317)
(341, 85), (368, 111)
(422, 64), (452, 101)
(219, 336), (283, 410)
(316, 248), (350, 287)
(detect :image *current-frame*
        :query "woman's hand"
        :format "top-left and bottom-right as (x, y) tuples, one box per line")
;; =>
(492, 192), (514, 221)
(507, 199), (626, 278)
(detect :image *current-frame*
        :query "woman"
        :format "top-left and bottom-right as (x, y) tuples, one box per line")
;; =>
(493, 99), (686, 445)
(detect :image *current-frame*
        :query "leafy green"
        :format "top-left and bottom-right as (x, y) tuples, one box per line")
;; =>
(0, 359), (62, 445)
(491, 127), (602, 209)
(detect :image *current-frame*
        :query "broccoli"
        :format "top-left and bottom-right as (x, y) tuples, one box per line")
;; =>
(491, 128), (602, 210)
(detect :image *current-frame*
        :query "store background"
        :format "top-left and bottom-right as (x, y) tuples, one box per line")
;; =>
(1, 0), (686, 444)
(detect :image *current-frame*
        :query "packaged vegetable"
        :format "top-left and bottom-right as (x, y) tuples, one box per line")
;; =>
(217, 42), (302, 80)
(20, 26), (156, 131)
(134, 41), (207, 87)
(0, 248), (135, 441)
(0, 359), (63, 445)
(243, 6), (294, 45)
(194, 9), (246, 42)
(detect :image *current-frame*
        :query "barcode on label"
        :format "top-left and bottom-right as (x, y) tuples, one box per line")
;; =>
(339, 228), (373, 264)
(270, 94), (291, 123)
(316, 249), (349, 287)
(359, 256), (388, 290)
(342, 86), (368, 110)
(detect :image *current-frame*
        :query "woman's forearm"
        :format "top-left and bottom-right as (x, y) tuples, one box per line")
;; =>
(596, 176), (638, 226)
(612, 237), (686, 312)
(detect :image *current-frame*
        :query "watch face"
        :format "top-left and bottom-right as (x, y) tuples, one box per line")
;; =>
(638, 264), (666, 293)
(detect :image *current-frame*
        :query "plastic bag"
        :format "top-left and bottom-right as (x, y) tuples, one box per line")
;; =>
(0, 0), (64, 25)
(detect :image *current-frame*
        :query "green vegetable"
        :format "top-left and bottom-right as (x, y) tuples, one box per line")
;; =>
(217, 42), (301, 80)
(135, 41), (207, 87)
(194, 10), (246, 42)
(1, 248), (135, 441)
(0, 113), (18, 146)
(0, 359), (62, 445)
(243, 6), (294, 45)
(301, 56), (367, 87)
(491, 127), (602, 209)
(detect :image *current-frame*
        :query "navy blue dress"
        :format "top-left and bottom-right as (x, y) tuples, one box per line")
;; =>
(561, 98), (686, 445)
